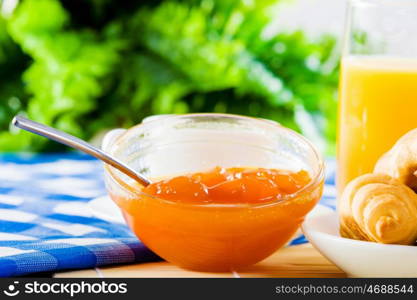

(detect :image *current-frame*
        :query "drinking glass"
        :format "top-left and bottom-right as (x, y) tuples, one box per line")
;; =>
(337, 0), (417, 196)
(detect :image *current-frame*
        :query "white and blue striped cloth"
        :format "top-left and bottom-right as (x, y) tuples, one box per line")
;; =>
(0, 154), (336, 277)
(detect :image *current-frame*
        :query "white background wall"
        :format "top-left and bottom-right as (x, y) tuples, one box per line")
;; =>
(272, 0), (348, 38)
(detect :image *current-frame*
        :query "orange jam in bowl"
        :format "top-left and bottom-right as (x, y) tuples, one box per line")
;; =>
(104, 114), (324, 271)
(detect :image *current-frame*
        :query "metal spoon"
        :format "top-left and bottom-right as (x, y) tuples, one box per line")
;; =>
(12, 115), (152, 187)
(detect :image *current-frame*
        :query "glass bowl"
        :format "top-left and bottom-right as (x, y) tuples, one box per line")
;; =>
(103, 113), (324, 271)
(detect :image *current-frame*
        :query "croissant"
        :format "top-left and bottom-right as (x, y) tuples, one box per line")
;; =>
(339, 173), (417, 245)
(374, 128), (417, 191)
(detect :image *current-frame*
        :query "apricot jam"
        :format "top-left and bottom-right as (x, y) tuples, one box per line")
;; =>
(111, 167), (323, 271)
(143, 167), (311, 204)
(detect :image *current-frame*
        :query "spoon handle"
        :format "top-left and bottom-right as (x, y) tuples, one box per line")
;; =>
(12, 116), (151, 187)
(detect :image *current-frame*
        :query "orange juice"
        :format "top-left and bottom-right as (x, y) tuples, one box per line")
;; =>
(337, 56), (417, 195)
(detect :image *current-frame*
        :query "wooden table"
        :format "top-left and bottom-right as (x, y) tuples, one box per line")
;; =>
(54, 244), (346, 278)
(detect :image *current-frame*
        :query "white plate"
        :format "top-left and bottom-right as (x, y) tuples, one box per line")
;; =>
(302, 211), (417, 277)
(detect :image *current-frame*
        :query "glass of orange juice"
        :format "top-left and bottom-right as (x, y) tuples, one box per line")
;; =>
(337, 0), (417, 196)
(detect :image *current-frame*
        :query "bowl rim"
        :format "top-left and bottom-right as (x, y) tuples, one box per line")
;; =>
(104, 113), (325, 208)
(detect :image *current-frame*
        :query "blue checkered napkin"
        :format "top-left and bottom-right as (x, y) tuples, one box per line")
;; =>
(0, 154), (159, 277)
(0, 154), (336, 277)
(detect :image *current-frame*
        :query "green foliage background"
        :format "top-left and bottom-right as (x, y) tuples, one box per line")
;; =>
(0, 0), (339, 153)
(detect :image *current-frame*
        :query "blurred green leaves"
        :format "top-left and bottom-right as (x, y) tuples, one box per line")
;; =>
(0, 0), (121, 150)
(0, 0), (339, 153)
